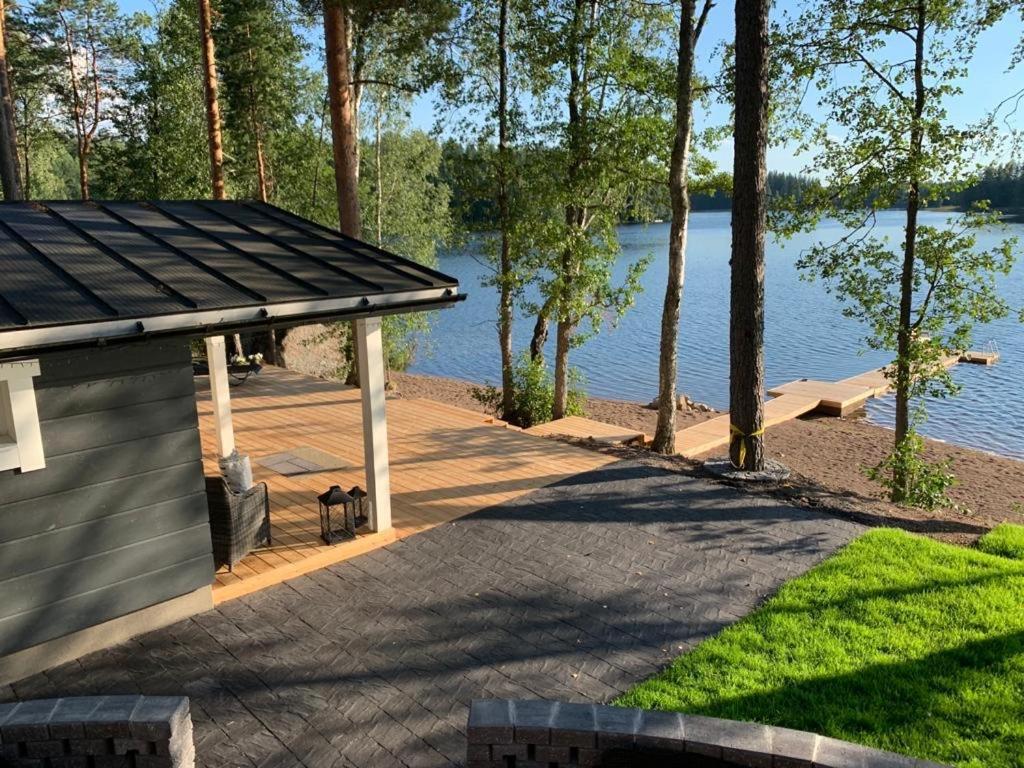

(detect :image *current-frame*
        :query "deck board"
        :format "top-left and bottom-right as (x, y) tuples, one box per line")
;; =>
(198, 366), (614, 602)
(524, 415), (647, 444)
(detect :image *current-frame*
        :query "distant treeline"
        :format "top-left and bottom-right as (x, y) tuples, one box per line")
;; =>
(440, 141), (1024, 228)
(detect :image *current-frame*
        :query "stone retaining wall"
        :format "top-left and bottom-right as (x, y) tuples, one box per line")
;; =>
(0, 696), (193, 768)
(467, 699), (946, 768)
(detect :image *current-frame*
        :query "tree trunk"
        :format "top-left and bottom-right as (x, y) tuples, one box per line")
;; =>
(728, 0), (769, 471)
(529, 305), (551, 361)
(892, 0), (928, 502)
(77, 139), (90, 200)
(374, 107), (383, 244)
(323, 0), (362, 386)
(0, 0), (22, 201)
(652, 0), (705, 454)
(198, 0), (226, 200)
(552, 317), (572, 419)
(496, 0), (515, 420)
(323, 0), (360, 237)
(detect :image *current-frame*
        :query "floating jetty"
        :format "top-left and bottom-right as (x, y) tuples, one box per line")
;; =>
(522, 347), (1000, 459)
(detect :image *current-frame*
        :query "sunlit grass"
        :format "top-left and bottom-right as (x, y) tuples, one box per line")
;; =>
(977, 523), (1024, 561)
(616, 529), (1024, 767)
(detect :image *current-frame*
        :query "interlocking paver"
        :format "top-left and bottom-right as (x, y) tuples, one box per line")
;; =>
(5, 460), (861, 767)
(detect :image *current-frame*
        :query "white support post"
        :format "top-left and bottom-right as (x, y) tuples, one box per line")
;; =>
(355, 316), (392, 532)
(0, 360), (44, 472)
(205, 336), (235, 458)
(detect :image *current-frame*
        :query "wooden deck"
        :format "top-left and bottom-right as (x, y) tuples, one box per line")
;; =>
(524, 415), (647, 445)
(197, 367), (614, 602)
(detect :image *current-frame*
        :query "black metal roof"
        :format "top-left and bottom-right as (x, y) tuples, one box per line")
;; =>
(0, 200), (462, 354)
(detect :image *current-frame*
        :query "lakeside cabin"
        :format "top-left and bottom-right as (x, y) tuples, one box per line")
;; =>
(0, 200), (463, 682)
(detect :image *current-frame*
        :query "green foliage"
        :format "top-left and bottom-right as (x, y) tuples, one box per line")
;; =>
(865, 429), (958, 510)
(472, 353), (585, 428)
(93, 0), (208, 198)
(774, 0), (1018, 503)
(977, 524), (1024, 560)
(359, 116), (452, 372)
(617, 528), (1024, 767)
(215, 0), (309, 199)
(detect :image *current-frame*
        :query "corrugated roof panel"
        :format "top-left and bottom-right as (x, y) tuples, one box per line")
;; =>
(0, 200), (462, 352)
(47, 203), (258, 310)
(101, 203), (319, 303)
(0, 206), (187, 317)
(0, 233), (112, 328)
(211, 202), (436, 293)
(153, 201), (373, 296)
(251, 202), (452, 288)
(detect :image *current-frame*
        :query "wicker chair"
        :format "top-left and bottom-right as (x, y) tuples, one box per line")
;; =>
(205, 477), (271, 571)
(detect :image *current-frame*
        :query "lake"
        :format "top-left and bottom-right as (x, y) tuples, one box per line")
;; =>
(409, 210), (1024, 460)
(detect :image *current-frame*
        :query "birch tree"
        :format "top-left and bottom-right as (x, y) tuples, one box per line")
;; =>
(777, 0), (1017, 502)
(651, 0), (715, 454)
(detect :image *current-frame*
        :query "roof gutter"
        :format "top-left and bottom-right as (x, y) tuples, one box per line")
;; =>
(0, 287), (465, 359)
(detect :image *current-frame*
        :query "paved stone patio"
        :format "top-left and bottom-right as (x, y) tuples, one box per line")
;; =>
(4, 460), (862, 767)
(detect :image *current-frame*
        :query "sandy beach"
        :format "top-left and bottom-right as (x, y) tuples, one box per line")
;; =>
(391, 370), (1024, 544)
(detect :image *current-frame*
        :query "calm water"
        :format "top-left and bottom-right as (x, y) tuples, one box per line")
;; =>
(410, 210), (1024, 460)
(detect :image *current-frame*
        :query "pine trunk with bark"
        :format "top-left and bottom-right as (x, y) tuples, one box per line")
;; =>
(0, 0), (22, 201)
(496, 0), (515, 419)
(323, 0), (362, 386)
(728, 0), (769, 471)
(892, 0), (928, 502)
(323, 0), (360, 237)
(198, 0), (225, 200)
(651, 0), (710, 454)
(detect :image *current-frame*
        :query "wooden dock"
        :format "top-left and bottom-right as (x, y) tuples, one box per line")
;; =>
(674, 394), (820, 457)
(766, 379), (874, 417)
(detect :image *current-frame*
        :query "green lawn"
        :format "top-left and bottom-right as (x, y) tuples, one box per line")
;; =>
(616, 528), (1024, 767)
(978, 523), (1024, 561)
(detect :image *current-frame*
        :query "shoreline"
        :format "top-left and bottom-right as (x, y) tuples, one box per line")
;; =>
(391, 370), (1024, 544)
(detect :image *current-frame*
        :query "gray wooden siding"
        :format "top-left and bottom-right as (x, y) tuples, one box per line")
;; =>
(0, 341), (214, 656)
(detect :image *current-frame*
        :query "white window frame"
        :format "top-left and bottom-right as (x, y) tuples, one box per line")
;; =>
(0, 360), (44, 473)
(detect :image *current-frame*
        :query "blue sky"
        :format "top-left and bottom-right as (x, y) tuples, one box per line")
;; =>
(115, 0), (1023, 175)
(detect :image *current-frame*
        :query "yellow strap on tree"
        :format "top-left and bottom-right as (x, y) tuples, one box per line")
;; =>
(729, 423), (765, 468)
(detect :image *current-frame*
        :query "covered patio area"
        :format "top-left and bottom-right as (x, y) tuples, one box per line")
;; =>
(197, 366), (615, 602)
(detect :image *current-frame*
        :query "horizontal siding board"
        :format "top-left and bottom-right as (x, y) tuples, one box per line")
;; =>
(0, 335), (214, 658)
(33, 341), (192, 386)
(40, 394), (199, 458)
(0, 461), (204, 543)
(0, 553), (212, 656)
(36, 367), (197, 422)
(0, 524), (214, 620)
(0, 492), (209, 580)
(0, 428), (202, 505)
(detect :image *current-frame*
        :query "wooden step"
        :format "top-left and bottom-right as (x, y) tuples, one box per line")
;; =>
(524, 416), (647, 445)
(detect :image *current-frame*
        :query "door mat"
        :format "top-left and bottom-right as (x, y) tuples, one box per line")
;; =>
(256, 445), (348, 476)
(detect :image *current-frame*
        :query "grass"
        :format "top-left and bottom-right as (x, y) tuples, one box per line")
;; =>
(977, 524), (1024, 561)
(616, 529), (1024, 767)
